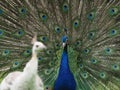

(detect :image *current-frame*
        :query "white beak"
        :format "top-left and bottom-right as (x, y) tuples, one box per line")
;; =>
(41, 43), (47, 49)
(62, 43), (66, 48)
(43, 45), (47, 49)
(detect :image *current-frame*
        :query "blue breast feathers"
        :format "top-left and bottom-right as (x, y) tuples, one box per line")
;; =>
(54, 36), (76, 90)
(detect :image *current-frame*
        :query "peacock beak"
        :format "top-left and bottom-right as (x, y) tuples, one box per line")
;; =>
(44, 45), (47, 49)
(41, 43), (47, 50)
(62, 43), (66, 48)
(62, 36), (68, 48)
(38, 45), (47, 52)
(42, 44), (47, 50)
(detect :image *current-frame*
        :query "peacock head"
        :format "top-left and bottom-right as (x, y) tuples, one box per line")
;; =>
(31, 34), (47, 53)
(62, 36), (68, 48)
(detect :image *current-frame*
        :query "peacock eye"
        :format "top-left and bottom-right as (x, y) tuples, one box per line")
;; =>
(46, 87), (48, 89)
(36, 45), (39, 48)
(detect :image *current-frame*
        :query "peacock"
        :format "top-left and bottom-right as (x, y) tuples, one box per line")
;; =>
(54, 36), (76, 90)
(0, 0), (120, 90)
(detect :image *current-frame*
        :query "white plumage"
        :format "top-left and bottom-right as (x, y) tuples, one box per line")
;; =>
(0, 35), (46, 90)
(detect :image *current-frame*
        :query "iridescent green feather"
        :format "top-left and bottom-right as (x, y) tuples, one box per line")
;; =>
(72, 17), (80, 29)
(12, 29), (25, 38)
(60, 1), (69, 13)
(87, 10), (96, 21)
(38, 12), (48, 22)
(18, 7), (28, 18)
(108, 7), (120, 16)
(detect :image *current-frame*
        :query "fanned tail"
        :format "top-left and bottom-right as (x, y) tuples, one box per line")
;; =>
(0, 0), (120, 90)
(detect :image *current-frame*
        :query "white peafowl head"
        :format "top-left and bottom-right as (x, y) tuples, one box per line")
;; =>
(31, 34), (47, 54)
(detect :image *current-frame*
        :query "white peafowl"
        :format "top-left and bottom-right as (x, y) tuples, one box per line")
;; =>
(0, 35), (46, 90)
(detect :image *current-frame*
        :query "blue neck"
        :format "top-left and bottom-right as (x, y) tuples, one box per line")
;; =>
(59, 45), (70, 72)
(54, 44), (76, 90)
